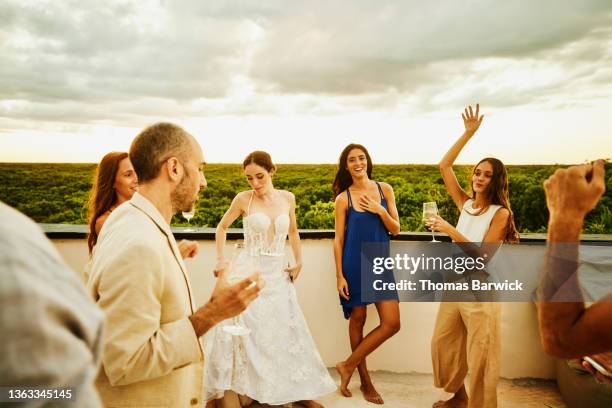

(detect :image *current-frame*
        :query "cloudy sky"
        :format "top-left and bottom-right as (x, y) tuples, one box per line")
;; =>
(1, 0), (611, 164)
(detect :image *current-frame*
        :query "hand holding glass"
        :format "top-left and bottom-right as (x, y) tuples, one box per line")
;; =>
(222, 243), (260, 336)
(423, 202), (440, 242)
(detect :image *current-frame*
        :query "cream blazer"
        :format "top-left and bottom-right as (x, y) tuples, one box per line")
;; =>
(87, 193), (204, 407)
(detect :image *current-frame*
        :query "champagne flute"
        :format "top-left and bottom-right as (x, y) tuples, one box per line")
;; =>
(182, 207), (195, 232)
(222, 243), (260, 336)
(423, 202), (440, 242)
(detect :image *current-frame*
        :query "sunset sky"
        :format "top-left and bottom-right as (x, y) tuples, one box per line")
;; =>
(1, 0), (611, 164)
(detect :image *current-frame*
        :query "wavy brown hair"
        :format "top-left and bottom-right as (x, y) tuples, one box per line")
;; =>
(469, 157), (519, 243)
(332, 144), (373, 198)
(87, 152), (128, 253)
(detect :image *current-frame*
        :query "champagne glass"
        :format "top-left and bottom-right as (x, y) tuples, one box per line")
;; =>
(423, 202), (440, 242)
(182, 207), (195, 232)
(222, 243), (260, 336)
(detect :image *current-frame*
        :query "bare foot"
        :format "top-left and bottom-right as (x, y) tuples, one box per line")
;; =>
(360, 383), (384, 405)
(432, 393), (468, 408)
(335, 362), (353, 397)
(295, 400), (324, 408)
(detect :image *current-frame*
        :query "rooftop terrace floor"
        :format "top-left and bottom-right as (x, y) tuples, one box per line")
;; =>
(248, 369), (565, 408)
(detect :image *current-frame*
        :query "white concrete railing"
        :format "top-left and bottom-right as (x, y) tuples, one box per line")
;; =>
(52, 236), (557, 380)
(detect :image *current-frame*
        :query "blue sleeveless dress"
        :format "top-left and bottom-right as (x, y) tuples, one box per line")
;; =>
(340, 182), (399, 319)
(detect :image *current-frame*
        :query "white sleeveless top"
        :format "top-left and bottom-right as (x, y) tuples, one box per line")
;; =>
(455, 199), (502, 242)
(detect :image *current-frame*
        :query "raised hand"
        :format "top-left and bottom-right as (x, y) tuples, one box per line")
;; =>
(544, 160), (606, 222)
(462, 103), (484, 135)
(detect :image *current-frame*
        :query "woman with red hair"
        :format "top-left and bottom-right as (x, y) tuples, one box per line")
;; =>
(86, 152), (197, 259)
(87, 152), (138, 253)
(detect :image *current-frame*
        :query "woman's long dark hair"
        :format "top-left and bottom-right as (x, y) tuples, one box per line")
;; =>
(87, 152), (128, 253)
(470, 157), (520, 243)
(332, 144), (373, 198)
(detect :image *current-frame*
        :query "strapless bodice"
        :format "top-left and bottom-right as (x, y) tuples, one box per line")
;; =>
(244, 212), (289, 256)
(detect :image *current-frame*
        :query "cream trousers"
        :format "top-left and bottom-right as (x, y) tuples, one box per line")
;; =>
(431, 302), (501, 408)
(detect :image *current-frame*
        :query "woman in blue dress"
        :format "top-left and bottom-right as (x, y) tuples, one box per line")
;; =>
(332, 144), (401, 405)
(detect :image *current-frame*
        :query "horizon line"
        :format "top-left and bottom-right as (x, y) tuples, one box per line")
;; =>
(1, 160), (604, 167)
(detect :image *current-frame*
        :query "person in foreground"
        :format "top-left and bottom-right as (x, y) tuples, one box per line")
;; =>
(333, 143), (401, 404)
(87, 123), (262, 407)
(428, 104), (519, 408)
(0, 201), (105, 407)
(205, 151), (335, 408)
(87, 151), (198, 260)
(538, 159), (611, 385)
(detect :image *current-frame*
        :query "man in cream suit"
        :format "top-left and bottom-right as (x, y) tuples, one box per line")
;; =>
(87, 122), (261, 407)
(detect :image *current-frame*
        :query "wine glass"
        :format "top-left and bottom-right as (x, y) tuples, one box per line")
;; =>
(423, 202), (440, 242)
(182, 207), (195, 232)
(222, 243), (260, 336)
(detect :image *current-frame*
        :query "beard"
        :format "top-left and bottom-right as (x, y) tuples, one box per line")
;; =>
(171, 171), (196, 213)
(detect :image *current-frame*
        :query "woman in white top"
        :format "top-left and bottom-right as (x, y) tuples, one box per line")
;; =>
(427, 104), (519, 408)
(204, 151), (335, 408)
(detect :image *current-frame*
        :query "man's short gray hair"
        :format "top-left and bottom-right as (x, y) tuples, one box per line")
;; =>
(129, 123), (192, 183)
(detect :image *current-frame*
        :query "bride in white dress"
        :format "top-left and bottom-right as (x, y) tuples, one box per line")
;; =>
(204, 151), (336, 407)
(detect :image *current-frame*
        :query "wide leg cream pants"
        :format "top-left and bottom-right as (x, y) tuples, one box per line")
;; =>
(431, 302), (501, 408)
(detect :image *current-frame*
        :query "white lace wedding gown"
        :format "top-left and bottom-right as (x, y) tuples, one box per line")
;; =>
(203, 201), (336, 405)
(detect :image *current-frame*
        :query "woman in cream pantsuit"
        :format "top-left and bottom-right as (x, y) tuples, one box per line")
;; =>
(426, 104), (520, 408)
